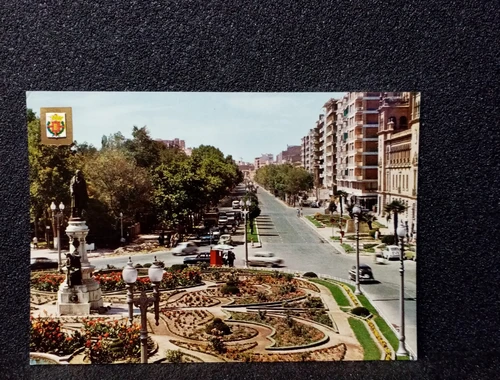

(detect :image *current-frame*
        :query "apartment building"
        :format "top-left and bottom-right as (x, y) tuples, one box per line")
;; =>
(276, 145), (302, 166)
(335, 92), (380, 211)
(323, 98), (338, 191)
(301, 129), (315, 172)
(377, 92), (420, 235)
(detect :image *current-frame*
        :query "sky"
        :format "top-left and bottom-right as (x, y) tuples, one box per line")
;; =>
(27, 92), (346, 163)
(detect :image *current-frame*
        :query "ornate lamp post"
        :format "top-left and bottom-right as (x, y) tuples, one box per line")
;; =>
(352, 205), (362, 295)
(50, 201), (65, 272)
(122, 256), (163, 363)
(239, 199), (252, 268)
(396, 223), (409, 357)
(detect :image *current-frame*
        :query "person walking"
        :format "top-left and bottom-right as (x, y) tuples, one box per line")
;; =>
(32, 236), (38, 249)
(227, 251), (235, 267)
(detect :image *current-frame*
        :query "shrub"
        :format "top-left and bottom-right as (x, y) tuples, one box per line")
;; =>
(205, 318), (231, 335)
(303, 272), (318, 278)
(279, 283), (296, 295)
(209, 335), (226, 353)
(134, 263), (143, 268)
(258, 310), (267, 320)
(256, 291), (268, 302)
(364, 248), (375, 253)
(314, 212), (322, 219)
(304, 296), (324, 309)
(363, 243), (378, 249)
(143, 263), (152, 268)
(169, 264), (188, 272)
(341, 243), (354, 252)
(221, 284), (240, 295)
(165, 349), (183, 363)
(369, 229), (379, 239)
(381, 235), (395, 245)
(283, 273), (294, 282)
(351, 306), (371, 317)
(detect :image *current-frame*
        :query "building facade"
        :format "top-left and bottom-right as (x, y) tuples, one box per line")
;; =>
(335, 92), (380, 211)
(323, 99), (338, 192)
(377, 92), (419, 235)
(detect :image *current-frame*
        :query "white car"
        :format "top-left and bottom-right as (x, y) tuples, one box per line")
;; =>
(247, 251), (284, 268)
(172, 241), (199, 256)
(232, 200), (241, 209)
(382, 245), (401, 260)
(218, 215), (228, 225)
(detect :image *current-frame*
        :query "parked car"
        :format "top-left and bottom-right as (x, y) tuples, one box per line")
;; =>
(349, 263), (375, 282)
(183, 252), (211, 265)
(218, 234), (232, 245)
(172, 241), (199, 256)
(218, 215), (228, 225)
(198, 234), (214, 245)
(232, 200), (241, 209)
(226, 211), (237, 225)
(31, 257), (58, 271)
(247, 251), (284, 267)
(382, 245), (401, 260)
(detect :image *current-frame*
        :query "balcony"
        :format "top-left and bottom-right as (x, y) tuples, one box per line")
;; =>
(355, 162), (363, 167)
(356, 134), (364, 139)
(356, 107), (363, 112)
(356, 176), (363, 180)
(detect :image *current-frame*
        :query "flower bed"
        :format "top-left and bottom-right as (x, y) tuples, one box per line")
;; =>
(366, 319), (392, 360)
(30, 316), (85, 356)
(166, 291), (220, 308)
(31, 267), (203, 293)
(81, 318), (142, 364)
(170, 340), (257, 361)
(31, 273), (65, 292)
(230, 312), (324, 347)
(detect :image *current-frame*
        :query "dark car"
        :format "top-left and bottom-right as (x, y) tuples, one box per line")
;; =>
(183, 252), (229, 265)
(183, 252), (211, 265)
(349, 263), (375, 282)
(31, 257), (58, 271)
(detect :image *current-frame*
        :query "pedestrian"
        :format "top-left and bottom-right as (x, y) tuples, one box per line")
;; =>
(227, 251), (235, 267)
(32, 236), (38, 249)
(300, 207), (303, 217)
(297, 208), (300, 217)
(374, 230), (380, 240)
(158, 231), (165, 247)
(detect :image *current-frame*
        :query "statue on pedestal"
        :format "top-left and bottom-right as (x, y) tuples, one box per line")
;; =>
(70, 169), (88, 219)
(65, 252), (82, 287)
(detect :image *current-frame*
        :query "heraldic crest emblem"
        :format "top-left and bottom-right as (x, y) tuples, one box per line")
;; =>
(46, 113), (67, 138)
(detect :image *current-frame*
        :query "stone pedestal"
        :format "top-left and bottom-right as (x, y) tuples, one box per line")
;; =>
(56, 218), (103, 316)
(57, 283), (91, 315)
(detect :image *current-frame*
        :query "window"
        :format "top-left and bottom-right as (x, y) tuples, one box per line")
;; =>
(400, 116), (408, 129)
(388, 116), (397, 128)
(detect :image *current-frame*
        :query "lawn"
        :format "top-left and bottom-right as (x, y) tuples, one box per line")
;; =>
(305, 216), (323, 227)
(246, 219), (259, 243)
(310, 279), (350, 307)
(348, 318), (381, 360)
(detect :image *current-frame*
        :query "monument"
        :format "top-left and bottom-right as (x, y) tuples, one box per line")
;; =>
(57, 170), (103, 315)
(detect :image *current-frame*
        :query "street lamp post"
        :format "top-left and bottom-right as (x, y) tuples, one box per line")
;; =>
(352, 205), (362, 295)
(240, 199), (252, 267)
(120, 212), (126, 245)
(50, 201), (65, 272)
(396, 223), (409, 357)
(122, 256), (163, 363)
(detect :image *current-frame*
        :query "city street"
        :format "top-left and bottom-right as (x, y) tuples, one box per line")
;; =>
(253, 188), (417, 356)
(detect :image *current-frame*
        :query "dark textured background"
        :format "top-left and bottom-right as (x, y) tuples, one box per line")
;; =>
(1, 0), (499, 378)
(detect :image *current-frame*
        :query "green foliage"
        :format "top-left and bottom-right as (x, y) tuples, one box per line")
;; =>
(169, 264), (189, 272)
(221, 284), (240, 295)
(341, 243), (354, 252)
(303, 272), (318, 278)
(165, 349), (183, 363)
(348, 318), (381, 360)
(311, 280), (350, 307)
(254, 164), (313, 200)
(279, 283), (297, 295)
(304, 296), (324, 309)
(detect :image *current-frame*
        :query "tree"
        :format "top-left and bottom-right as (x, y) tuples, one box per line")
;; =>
(335, 190), (348, 221)
(83, 148), (154, 238)
(123, 126), (166, 169)
(384, 200), (408, 243)
(28, 109), (76, 240)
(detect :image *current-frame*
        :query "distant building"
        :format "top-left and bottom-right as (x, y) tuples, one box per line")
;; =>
(238, 162), (255, 179)
(254, 154), (274, 170)
(157, 138), (186, 149)
(276, 145), (302, 166)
